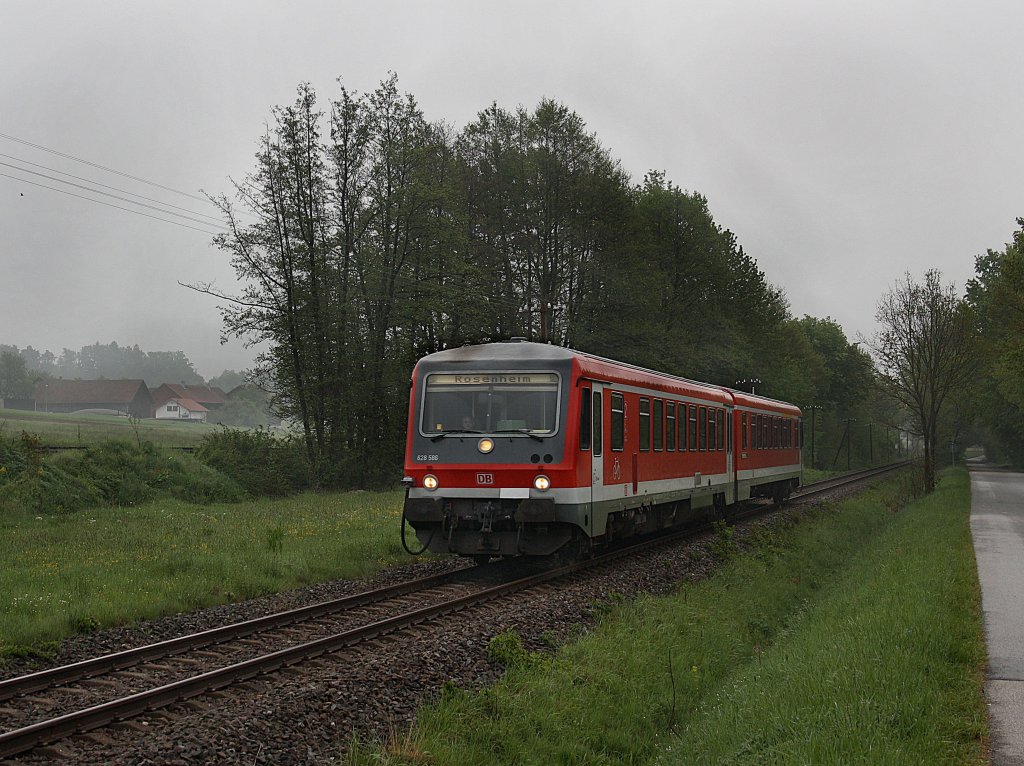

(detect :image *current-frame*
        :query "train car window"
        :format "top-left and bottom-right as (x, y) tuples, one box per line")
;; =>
(666, 402), (676, 451)
(757, 414), (764, 449)
(610, 392), (624, 452)
(653, 399), (664, 451)
(775, 417), (780, 449)
(797, 418), (802, 448)
(639, 397), (650, 452)
(689, 404), (697, 451)
(579, 388), (591, 451)
(699, 406), (707, 451)
(718, 408), (725, 451)
(593, 392), (603, 457)
(741, 412), (748, 450)
(708, 408), (717, 451)
(726, 409), (732, 451)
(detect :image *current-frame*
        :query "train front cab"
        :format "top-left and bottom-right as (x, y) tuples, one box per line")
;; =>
(402, 343), (589, 558)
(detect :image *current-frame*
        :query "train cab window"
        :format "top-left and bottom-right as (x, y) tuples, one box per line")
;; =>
(699, 406), (707, 451)
(610, 392), (624, 452)
(708, 408), (717, 451)
(797, 418), (802, 448)
(653, 399), (664, 451)
(593, 392), (603, 457)
(579, 388), (592, 452)
(421, 372), (559, 435)
(666, 402), (676, 451)
(718, 408), (726, 451)
(639, 397), (651, 452)
(689, 405), (697, 451)
(741, 412), (748, 450)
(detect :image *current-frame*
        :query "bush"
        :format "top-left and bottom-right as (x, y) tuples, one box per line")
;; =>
(196, 427), (312, 496)
(0, 434), (245, 515)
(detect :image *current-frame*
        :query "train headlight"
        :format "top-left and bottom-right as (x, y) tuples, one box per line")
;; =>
(533, 475), (550, 491)
(423, 474), (439, 490)
(478, 438), (495, 454)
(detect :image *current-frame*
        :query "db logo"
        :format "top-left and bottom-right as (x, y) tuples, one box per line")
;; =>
(476, 472), (494, 485)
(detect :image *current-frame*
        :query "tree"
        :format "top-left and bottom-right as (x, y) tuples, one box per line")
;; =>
(0, 351), (33, 399)
(869, 270), (979, 490)
(966, 218), (1024, 463)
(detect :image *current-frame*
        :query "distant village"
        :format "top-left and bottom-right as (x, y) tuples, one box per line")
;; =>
(3, 380), (259, 424)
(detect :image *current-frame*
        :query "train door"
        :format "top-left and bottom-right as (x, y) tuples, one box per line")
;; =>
(726, 405), (735, 504)
(589, 383), (604, 537)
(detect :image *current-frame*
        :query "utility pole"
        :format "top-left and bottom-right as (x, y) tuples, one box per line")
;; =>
(833, 418), (857, 470)
(847, 418), (857, 470)
(808, 404), (822, 469)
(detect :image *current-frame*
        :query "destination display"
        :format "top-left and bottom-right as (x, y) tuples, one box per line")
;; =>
(428, 373), (558, 386)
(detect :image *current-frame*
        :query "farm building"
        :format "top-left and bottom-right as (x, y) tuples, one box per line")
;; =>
(32, 379), (154, 418)
(154, 397), (208, 423)
(151, 383), (227, 413)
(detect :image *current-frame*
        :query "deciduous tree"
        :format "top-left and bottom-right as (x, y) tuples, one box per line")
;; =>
(869, 270), (979, 490)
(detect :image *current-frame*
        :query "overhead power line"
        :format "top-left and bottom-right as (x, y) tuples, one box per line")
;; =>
(0, 152), (224, 224)
(1, 172), (223, 236)
(0, 130), (211, 204)
(0, 160), (228, 230)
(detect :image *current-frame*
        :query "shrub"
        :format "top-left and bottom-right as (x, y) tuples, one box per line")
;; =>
(0, 435), (245, 515)
(196, 427), (311, 496)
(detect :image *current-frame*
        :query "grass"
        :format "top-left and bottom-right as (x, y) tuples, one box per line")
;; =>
(0, 407), (221, 447)
(342, 469), (986, 765)
(0, 489), (409, 656)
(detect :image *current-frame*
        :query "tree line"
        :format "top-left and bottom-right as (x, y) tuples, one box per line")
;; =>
(0, 341), (249, 401)
(965, 218), (1024, 465)
(202, 75), (879, 488)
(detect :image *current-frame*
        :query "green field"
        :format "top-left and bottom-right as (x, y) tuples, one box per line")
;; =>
(344, 469), (986, 765)
(0, 407), (222, 447)
(0, 489), (408, 656)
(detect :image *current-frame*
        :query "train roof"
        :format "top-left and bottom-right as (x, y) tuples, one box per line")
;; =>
(415, 341), (801, 415)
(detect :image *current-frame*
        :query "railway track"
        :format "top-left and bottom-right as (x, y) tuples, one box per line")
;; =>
(0, 461), (907, 760)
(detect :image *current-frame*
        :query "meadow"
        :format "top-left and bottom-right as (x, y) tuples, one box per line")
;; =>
(344, 469), (987, 765)
(0, 407), (221, 447)
(0, 489), (407, 655)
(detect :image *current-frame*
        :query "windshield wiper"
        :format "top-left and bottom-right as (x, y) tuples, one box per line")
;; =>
(430, 428), (485, 442)
(494, 428), (545, 442)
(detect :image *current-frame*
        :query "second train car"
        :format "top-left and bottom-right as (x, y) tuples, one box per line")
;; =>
(402, 340), (802, 559)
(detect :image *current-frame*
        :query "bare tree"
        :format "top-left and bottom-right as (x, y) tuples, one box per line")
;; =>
(868, 270), (979, 490)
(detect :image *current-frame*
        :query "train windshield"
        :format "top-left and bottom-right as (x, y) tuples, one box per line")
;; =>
(421, 372), (560, 435)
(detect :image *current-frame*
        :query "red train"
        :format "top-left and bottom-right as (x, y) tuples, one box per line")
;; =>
(402, 340), (802, 559)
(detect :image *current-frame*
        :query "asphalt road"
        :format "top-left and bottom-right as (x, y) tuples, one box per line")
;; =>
(971, 463), (1024, 765)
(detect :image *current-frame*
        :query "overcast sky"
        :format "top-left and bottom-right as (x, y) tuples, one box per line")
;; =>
(2, 0), (1021, 380)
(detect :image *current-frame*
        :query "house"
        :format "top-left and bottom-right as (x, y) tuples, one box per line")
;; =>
(32, 379), (154, 419)
(154, 397), (208, 423)
(151, 384), (227, 413)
